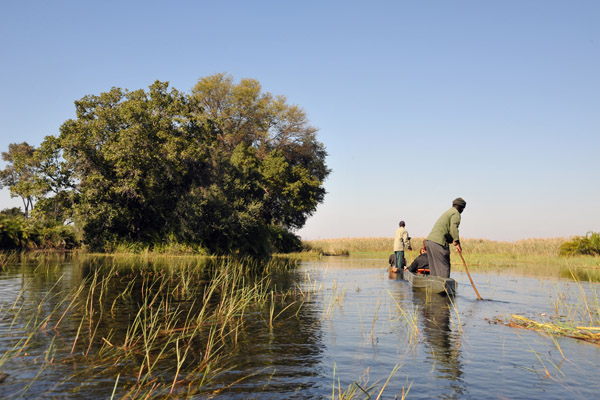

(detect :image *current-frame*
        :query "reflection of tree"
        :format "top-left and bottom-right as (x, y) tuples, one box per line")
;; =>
(1, 257), (325, 398)
(413, 291), (465, 398)
(211, 268), (325, 397)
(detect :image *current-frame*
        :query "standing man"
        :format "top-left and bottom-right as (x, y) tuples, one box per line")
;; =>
(393, 221), (411, 270)
(425, 198), (466, 278)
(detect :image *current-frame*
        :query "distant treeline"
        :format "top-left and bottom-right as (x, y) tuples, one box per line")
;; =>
(0, 74), (329, 256)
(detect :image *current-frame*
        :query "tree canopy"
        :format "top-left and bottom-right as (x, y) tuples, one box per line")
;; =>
(0, 142), (38, 216)
(2, 74), (329, 255)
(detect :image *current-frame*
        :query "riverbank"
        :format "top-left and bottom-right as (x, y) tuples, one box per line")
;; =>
(300, 237), (600, 279)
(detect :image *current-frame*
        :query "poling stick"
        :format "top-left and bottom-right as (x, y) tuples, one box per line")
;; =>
(458, 250), (482, 300)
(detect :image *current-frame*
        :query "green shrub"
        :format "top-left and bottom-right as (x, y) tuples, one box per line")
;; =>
(559, 232), (600, 256)
(39, 224), (80, 250)
(269, 225), (302, 253)
(0, 214), (81, 250)
(1, 207), (26, 217)
(0, 214), (32, 249)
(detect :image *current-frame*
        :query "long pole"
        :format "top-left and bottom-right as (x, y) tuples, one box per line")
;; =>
(457, 249), (482, 300)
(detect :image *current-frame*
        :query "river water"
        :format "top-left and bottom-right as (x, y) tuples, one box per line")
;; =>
(1, 256), (599, 399)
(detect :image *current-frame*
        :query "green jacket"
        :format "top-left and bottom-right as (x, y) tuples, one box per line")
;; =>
(427, 207), (461, 247)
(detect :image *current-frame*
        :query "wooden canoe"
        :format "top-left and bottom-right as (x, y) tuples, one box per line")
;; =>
(402, 269), (456, 296)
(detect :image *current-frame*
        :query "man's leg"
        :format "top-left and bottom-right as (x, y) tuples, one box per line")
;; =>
(394, 251), (404, 270)
(425, 240), (451, 277)
(439, 247), (451, 277)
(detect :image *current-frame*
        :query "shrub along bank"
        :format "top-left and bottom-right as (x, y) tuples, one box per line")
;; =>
(0, 213), (80, 250)
(559, 232), (600, 256)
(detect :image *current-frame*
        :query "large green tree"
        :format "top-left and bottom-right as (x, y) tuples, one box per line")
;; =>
(56, 81), (213, 249)
(191, 73), (329, 229)
(31, 74), (329, 254)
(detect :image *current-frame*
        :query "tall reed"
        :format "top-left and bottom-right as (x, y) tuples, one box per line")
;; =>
(0, 254), (304, 397)
(304, 237), (568, 257)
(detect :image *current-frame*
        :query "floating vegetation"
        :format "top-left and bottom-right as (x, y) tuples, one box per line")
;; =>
(504, 315), (600, 345)
(499, 268), (600, 346)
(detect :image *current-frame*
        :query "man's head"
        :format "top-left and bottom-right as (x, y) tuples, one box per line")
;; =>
(452, 197), (466, 213)
(399, 221), (405, 227)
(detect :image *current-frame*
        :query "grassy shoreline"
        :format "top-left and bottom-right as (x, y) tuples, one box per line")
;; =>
(302, 236), (567, 255)
(300, 237), (600, 275)
(3, 236), (599, 277)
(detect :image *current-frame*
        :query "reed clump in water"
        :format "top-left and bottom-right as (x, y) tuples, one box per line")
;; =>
(388, 291), (419, 343)
(503, 269), (600, 345)
(331, 363), (408, 400)
(0, 255), (304, 398)
(505, 315), (600, 345)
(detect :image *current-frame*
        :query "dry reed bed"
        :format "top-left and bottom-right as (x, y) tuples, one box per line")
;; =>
(303, 237), (567, 256)
(302, 237), (600, 273)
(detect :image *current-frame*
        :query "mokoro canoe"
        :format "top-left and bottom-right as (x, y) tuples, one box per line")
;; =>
(402, 269), (456, 296)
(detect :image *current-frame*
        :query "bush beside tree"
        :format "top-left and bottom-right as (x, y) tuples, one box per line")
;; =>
(559, 232), (600, 256)
(0, 211), (80, 250)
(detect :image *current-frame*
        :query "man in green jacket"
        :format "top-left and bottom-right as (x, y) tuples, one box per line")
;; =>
(425, 198), (466, 278)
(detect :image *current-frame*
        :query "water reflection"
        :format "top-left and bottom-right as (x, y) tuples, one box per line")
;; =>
(208, 269), (325, 399)
(0, 256), (326, 399)
(413, 291), (465, 398)
(2, 256), (600, 398)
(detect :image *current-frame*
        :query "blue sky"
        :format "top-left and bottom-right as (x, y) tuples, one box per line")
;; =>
(1, 1), (598, 241)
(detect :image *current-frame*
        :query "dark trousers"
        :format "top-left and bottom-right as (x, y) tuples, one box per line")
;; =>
(394, 251), (405, 269)
(425, 240), (451, 278)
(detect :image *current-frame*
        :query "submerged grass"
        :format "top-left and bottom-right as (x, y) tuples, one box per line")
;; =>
(331, 363), (408, 400)
(388, 291), (420, 344)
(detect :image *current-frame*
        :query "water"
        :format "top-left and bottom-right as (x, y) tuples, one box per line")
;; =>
(0, 256), (599, 399)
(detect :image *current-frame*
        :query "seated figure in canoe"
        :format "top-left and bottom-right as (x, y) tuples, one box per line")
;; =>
(391, 240), (429, 274)
(405, 245), (430, 275)
(401, 244), (457, 295)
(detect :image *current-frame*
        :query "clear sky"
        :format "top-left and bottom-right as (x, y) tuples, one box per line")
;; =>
(1, 1), (599, 241)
